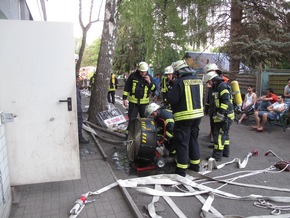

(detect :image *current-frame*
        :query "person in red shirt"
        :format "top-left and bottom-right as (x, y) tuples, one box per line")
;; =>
(256, 88), (278, 111)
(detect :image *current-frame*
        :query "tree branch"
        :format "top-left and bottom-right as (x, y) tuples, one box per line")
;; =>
(79, 0), (85, 29)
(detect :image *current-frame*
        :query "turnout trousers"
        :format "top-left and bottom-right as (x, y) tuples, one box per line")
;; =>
(173, 118), (201, 176)
(213, 119), (233, 157)
(107, 91), (116, 104)
(126, 102), (147, 136)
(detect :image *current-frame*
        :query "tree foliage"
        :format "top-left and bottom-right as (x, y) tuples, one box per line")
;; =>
(81, 38), (101, 66)
(113, 0), (290, 77)
(211, 0), (290, 76)
(113, 0), (195, 74)
(85, 0), (290, 122)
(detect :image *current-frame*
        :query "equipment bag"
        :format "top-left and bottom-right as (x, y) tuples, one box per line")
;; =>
(274, 160), (290, 171)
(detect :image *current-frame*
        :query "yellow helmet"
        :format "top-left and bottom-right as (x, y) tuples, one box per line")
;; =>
(137, 62), (149, 71)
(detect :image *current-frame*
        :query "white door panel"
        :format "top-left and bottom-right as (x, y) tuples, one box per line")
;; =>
(0, 20), (80, 185)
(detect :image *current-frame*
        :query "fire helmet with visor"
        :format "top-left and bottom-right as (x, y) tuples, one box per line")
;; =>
(145, 103), (160, 117)
(137, 62), (149, 72)
(171, 60), (188, 72)
(204, 63), (221, 74)
(203, 71), (218, 83)
(164, 66), (174, 75)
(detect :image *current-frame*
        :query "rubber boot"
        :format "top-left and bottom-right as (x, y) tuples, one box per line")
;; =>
(223, 145), (230, 157)
(188, 164), (200, 172)
(212, 149), (223, 161)
(175, 167), (186, 177)
(208, 144), (214, 148)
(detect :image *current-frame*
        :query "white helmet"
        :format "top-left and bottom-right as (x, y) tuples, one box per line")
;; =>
(137, 62), (149, 71)
(171, 60), (188, 71)
(145, 103), (160, 117)
(164, 66), (174, 75)
(204, 63), (221, 73)
(203, 71), (218, 83)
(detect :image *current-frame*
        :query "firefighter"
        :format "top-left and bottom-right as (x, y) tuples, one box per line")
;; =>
(204, 63), (229, 83)
(145, 102), (176, 156)
(167, 60), (204, 176)
(160, 66), (175, 108)
(204, 63), (225, 145)
(161, 66), (174, 107)
(107, 73), (118, 104)
(123, 62), (156, 136)
(203, 70), (234, 161)
(89, 72), (96, 92)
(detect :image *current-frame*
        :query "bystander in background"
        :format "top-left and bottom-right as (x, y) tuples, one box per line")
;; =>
(76, 76), (89, 144)
(238, 85), (257, 124)
(256, 88), (277, 111)
(152, 73), (161, 102)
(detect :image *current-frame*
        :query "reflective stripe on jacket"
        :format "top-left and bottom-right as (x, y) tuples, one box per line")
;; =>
(123, 71), (156, 104)
(161, 76), (168, 93)
(213, 81), (234, 122)
(156, 108), (174, 141)
(167, 73), (204, 121)
(108, 74), (118, 91)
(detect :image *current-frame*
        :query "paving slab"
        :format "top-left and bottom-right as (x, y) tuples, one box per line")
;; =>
(9, 142), (136, 218)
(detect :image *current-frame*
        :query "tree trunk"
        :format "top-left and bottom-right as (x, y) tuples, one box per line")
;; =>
(88, 0), (120, 124)
(229, 0), (242, 80)
(75, 29), (88, 75)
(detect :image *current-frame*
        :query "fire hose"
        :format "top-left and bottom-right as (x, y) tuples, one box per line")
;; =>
(84, 120), (126, 139)
(264, 150), (283, 161)
(70, 145), (290, 218)
(69, 194), (94, 216)
(70, 172), (290, 218)
(82, 123), (127, 145)
(205, 150), (258, 172)
(69, 182), (119, 218)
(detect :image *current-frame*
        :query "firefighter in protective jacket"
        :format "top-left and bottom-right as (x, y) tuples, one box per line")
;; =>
(123, 62), (156, 135)
(145, 103), (176, 155)
(203, 71), (234, 161)
(167, 60), (204, 176)
(107, 73), (118, 104)
(161, 66), (174, 108)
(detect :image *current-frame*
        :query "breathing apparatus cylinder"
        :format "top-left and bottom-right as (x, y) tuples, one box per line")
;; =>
(230, 80), (242, 108)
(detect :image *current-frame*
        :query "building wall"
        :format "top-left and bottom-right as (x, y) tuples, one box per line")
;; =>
(0, 0), (31, 20)
(0, 112), (12, 218)
(0, 2), (24, 217)
(0, 1), (46, 217)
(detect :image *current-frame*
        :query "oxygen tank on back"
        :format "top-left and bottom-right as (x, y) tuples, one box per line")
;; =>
(230, 80), (242, 108)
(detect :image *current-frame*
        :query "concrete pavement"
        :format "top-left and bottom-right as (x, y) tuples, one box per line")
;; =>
(9, 141), (137, 218)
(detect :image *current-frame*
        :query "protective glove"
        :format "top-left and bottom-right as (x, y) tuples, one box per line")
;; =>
(214, 112), (225, 121)
(166, 80), (174, 90)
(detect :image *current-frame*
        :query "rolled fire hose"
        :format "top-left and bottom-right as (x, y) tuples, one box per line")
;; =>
(84, 120), (126, 139)
(83, 123), (127, 146)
